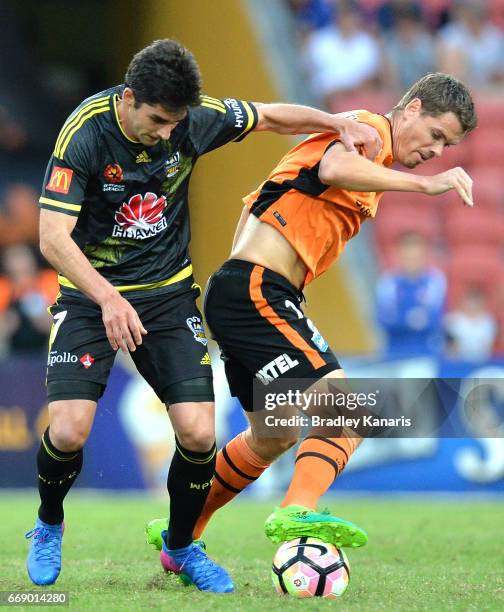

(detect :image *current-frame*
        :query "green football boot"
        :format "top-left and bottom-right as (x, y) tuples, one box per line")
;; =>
(145, 518), (168, 551)
(146, 517), (207, 553)
(145, 517), (207, 586)
(265, 504), (368, 548)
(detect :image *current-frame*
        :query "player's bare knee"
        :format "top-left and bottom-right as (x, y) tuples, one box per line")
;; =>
(176, 428), (215, 453)
(49, 424), (87, 452)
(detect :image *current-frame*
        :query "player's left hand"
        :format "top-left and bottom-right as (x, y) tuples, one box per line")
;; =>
(336, 117), (382, 161)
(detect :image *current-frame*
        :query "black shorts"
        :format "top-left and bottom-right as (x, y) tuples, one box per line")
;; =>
(204, 259), (341, 411)
(46, 282), (213, 404)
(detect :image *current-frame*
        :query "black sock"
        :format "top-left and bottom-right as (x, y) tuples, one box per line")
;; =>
(167, 437), (216, 549)
(37, 428), (83, 525)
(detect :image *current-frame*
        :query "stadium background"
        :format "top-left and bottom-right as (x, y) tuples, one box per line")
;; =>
(1, 0), (503, 508)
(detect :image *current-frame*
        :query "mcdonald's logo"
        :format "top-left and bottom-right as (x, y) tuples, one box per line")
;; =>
(46, 166), (74, 194)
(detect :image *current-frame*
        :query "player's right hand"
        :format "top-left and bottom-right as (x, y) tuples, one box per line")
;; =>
(423, 167), (473, 207)
(100, 292), (147, 352)
(336, 117), (382, 161)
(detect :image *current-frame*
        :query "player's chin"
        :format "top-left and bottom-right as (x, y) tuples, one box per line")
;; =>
(402, 158), (419, 169)
(142, 135), (159, 146)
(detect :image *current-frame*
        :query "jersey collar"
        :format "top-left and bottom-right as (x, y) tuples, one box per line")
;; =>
(113, 94), (141, 144)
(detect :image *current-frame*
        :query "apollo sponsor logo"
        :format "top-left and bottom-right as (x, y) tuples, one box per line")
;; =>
(256, 353), (300, 385)
(48, 351), (78, 367)
(224, 98), (244, 128)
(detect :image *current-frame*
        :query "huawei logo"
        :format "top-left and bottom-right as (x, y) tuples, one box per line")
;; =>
(113, 192), (168, 239)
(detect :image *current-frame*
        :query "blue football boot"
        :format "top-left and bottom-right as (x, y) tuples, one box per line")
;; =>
(25, 518), (64, 586)
(160, 531), (234, 593)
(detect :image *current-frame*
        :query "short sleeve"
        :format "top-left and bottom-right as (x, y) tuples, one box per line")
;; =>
(188, 96), (258, 156)
(39, 120), (97, 217)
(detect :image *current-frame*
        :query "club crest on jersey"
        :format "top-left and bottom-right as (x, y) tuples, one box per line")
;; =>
(113, 192), (167, 239)
(103, 163), (123, 183)
(164, 151), (180, 178)
(186, 316), (208, 346)
(103, 163), (125, 192)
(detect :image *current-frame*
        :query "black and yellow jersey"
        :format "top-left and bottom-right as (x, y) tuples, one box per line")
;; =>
(39, 85), (257, 297)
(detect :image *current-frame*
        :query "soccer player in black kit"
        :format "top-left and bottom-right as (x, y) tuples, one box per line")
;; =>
(25, 39), (381, 592)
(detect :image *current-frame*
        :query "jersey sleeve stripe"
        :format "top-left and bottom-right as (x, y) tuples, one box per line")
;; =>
(58, 105), (110, 159)
(39, 197), (82, 212)
(200, 101), (226, 114)
(54, 96), (110, 158)
(201, 95), (226, 111)
(233, 101), (256, 141)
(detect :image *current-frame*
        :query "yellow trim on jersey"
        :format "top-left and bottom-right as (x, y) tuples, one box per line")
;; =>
(54, 96), (110, 158)
(58, 105), (110, 158)
(58, 264), (193, 293)
(234, 101), (255, 140)
(39, 197), (82, 213)
(113, 94), (141, 143)
(201, 101), (226, 114)
(201, 95), (226, 111)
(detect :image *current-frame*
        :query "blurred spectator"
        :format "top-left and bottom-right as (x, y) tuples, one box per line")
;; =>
(0, 106), (28, 152)
(438, 0), (504, 87)
(303, 0), (381, 108)
(0, 245), (57, 356)
(0, 184), (39, 247)
(493, 280), (504, 356)
(373, 0), (423, 30)
(288, 0), (335, 35)
(444, 286), (498, 361)
(418, 0), (452, 30)
(376, 232), (447, 357)
(382, 5), (437, 90)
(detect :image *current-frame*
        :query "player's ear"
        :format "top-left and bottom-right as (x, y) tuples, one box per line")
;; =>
(405, 98), (422, 116)
(123, 87), (136, 107)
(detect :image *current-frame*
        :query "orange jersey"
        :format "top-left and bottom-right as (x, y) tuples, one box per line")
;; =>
(243, 110), (394, 285)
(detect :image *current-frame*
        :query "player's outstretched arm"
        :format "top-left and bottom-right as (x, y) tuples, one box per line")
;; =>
(39, 209), (147, 352)
(319, 144), (473, 206)
(253, 103), (382, 160)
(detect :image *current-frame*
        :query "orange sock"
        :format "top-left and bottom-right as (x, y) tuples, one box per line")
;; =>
(192, 431), (270, 539)
(281, 434), (359, 510)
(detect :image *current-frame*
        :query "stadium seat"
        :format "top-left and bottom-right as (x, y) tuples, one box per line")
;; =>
(467, 128), (504, 169)
(489, 0), (504, 31)
(444, 208), (504, 250)
(442, 168), (504, 217)
(375, 193), (441, 252)
(444, 246), (504, 309)
(472, 95), (504, 130)
(329, 91), (395, 115)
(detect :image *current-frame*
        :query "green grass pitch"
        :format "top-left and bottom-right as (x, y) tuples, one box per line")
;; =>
(1, 492), (503, 611)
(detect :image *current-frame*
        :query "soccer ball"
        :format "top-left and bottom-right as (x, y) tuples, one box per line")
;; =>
(271, 537), (350, 598)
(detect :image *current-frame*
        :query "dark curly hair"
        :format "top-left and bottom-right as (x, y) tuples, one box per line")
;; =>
(125, 39), (201, 111)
